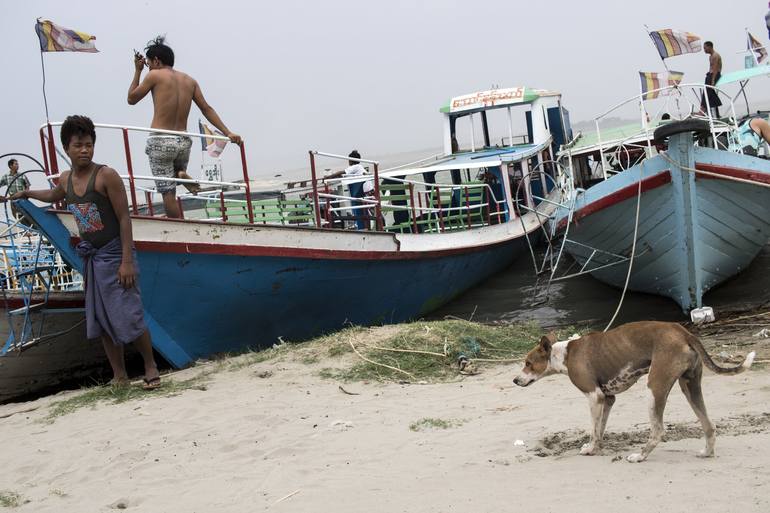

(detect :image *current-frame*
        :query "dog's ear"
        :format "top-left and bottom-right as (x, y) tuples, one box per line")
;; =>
(539, 333), (556, 352)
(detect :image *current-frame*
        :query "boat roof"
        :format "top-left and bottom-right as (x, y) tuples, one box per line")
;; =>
(717, 65), (770, 86)
(565, 120), (667, 156)
(378, 143), (544, 178)
(440, 87), (560, 115)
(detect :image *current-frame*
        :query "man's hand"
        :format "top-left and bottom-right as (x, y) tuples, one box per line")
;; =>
(118, 261), (137, 289)
(134, 52), (146, 73)
(9, 191), (28, 201)
(226, 132), (243, 145)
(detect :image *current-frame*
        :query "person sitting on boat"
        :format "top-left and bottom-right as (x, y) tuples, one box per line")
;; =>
(324, 150), (374, 229)
(700, 41), (722, 118)
(4, 115), (162, 390)
(730, 117), (770, 157)
(127, 36), (242, 218)
(0, 159), (30, 220)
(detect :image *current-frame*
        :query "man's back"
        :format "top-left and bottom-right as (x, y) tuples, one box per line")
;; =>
(148, 68), (197, 131)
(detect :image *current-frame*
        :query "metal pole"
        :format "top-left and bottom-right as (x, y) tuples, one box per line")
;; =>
(507, 106), (513, 147)
(146, 191), (155, 216)
(239, 143), (253, 224)
(122, 129), (139, 215)
(408, 182), (417, 233)
(309, 151), (322, 228)
(39, 128), (50, 175)
(219, 191), (227, 222)
(373, 162), (382, 231)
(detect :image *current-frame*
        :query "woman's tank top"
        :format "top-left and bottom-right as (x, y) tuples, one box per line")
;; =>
(65, 165), (121, 248)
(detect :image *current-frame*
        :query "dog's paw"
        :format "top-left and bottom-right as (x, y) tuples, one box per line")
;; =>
(696, 449), (715, 458)
(580, 443), (596, 456)
(626, 453), (645, 463)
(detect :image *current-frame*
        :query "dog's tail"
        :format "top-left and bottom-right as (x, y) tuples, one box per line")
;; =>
(687, 335), (756, 375)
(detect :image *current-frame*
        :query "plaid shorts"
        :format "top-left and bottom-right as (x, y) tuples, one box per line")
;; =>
(145, 135), (193, 193)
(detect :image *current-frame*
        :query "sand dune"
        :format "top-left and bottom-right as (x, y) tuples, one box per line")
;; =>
(1, 352), (769, 512)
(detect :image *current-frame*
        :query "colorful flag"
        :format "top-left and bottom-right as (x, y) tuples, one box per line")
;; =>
(649, 29), (701, 59)
(198, 120), (227, 158)
(35, 19), (98, 53)
(748, 31), (768, 65)
(639, 71), (684, 100)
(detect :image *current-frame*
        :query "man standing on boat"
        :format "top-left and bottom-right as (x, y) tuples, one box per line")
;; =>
(0, 159), (30, 220)
(5, 116), (161, 390)
(701, 41), (722, 118)
(325, 150), (374, 230)
(127, 36), (241, 218)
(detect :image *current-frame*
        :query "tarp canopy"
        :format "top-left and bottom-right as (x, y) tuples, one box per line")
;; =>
(717, 65), (770, 86)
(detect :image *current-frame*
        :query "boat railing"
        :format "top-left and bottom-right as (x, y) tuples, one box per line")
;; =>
(589, 83), (741, 178)
(38, 122), (256, 223)
(307, 150), (511, 233)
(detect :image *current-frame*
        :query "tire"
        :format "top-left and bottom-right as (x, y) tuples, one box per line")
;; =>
(653, 119), (711, 144)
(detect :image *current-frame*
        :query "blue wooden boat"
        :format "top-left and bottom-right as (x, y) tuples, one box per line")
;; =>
(18, 86), (572, 368)
(553, 84), (770, 313)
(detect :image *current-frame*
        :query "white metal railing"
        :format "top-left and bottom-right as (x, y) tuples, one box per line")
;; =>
(38, 122), (255, 222)
(588, 83), (740, 178)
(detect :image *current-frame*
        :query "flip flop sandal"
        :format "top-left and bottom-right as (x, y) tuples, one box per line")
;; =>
(142, 377), (162, 390)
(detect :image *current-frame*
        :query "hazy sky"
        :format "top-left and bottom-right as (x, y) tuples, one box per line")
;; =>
(3, 0), (769, 186)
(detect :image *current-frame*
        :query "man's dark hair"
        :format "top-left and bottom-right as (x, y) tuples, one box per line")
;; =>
(704, 41), (714, 48)
(348, 150), (361, 161)
(60, 115), (96, 148)
(145, 35), (174, 67)
(7, 159), (17, 168)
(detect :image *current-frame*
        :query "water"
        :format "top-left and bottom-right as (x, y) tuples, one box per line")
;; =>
(431, 245), (770, 329)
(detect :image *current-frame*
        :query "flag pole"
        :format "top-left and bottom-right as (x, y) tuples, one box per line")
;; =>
(37, 18), (50, 122)
(643, 25), (671, 73)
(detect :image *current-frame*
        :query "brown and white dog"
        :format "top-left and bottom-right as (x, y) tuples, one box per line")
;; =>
(513, 321), (755, 462)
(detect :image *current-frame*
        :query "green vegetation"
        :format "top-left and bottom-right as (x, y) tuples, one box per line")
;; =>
(0, 491), (23, 508)
(45, 375), (209, 421)
(409, 417), (466, 431)
(317, 320), (564, 383)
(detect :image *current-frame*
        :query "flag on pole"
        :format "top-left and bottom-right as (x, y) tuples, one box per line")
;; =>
(639, 71), (685, 100)
(748, 31), (768, 65)
(648, 29), (701, 59)
(198, 120), (227, 157)
(35, 19), (98, 53)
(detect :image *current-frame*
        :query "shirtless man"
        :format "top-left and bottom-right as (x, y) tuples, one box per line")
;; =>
(127, 36), (241, 218)
(701, 41), (723, 118)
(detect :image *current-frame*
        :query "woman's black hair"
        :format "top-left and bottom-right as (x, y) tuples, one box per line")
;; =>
(145, 35), (174, 67)
(60, 115), (96, 148)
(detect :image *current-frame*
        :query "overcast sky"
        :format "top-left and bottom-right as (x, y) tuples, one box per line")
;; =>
(3, 0), (770, 185)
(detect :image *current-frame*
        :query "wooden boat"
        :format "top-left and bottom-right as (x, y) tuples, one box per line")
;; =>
(0, 219), (90, 402)
(19, 86), (572, 368)
(553, 83), (770, 313)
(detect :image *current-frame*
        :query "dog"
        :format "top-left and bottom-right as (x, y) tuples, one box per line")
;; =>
(513, 321), (755, 462)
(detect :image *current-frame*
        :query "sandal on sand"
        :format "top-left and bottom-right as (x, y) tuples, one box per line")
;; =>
(142, 376), (162, 390)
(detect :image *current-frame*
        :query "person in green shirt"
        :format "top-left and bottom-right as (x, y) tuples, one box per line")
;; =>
(0, 159), (30, 219)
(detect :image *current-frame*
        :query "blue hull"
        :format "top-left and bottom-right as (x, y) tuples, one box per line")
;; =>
(555, 134), (770, 312)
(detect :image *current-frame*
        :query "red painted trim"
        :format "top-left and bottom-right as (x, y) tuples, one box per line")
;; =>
(65, 230), (524, 261)
(557, 171), (671, 231)
(695, 163), (770, 185)
(133, 237), (521, 260)
(2, 296), (85, 309)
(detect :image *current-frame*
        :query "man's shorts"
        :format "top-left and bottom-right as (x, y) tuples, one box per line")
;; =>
(145, 135), (193, 194)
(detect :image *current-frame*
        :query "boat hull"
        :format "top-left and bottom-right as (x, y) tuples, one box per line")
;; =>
(0, 293), (94, 403)
(17, 200), (551, 367)
(555, 136), (770, 312)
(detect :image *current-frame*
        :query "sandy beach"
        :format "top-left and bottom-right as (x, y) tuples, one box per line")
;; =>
(1, 323), (769, 513)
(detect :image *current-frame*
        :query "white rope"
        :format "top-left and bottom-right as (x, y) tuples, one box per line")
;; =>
(604, 159), (645, 332)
